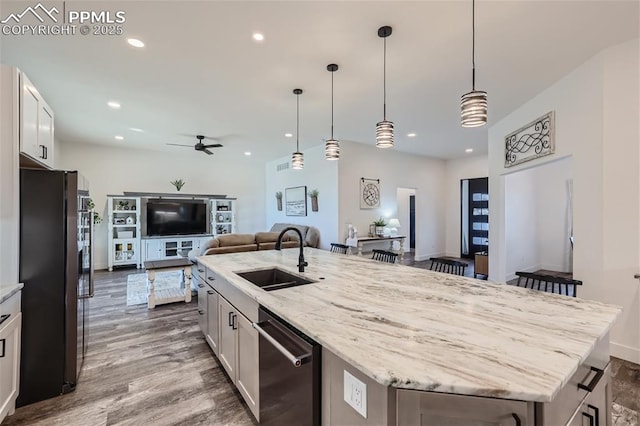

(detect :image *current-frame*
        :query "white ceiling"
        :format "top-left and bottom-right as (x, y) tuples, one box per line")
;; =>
(1, 1), (638, 161)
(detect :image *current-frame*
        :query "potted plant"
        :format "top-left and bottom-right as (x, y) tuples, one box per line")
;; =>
(170, 178), (185, 192)
(308, 189), (319, 212)
(373, 217), (387, 236)
(275, 191), (283, 211)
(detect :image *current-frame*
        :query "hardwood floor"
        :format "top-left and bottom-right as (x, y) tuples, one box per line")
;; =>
(2, 267), (638, 425)
(2, 269), (256, 426)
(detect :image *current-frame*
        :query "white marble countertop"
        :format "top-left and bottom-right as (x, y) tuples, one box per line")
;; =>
(0, 283), (23, 304)
(197, 248), (620, 403)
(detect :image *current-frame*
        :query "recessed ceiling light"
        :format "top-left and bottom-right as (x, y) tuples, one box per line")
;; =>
(465, 148), (473, 153)
(407, 133), (416, 138)
(129, 127), (144, 132)
(127, 38), (145, 48)
(244, 151), (252, 156)
(285, 133), (293, 138)
(252, 33), (264, 42)
(107, 101), (121, 109)
(115, 135), (124, 141)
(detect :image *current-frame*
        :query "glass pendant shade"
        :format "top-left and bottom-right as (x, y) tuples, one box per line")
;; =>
(375, 120), (394, 148)
(461, 90), (488, 127)
(291, 151), (304, 169)
(325, 139), (340, 160)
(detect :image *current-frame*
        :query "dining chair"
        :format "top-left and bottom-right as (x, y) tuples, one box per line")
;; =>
(330, 243), (349, 254)
(371, 249), (398, 264)
(514, 272), (582, 297)
(429, 257), (468, 276)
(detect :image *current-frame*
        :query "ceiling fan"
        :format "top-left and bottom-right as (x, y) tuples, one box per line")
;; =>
(167, 134), (223, 155)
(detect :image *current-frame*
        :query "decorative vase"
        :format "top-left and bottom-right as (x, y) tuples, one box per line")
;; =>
(375, 226), (384, 236)
(277, 198), (282, 211)
(311, 196), (318, 212)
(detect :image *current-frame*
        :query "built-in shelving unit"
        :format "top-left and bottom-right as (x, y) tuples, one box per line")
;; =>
(107, 196), (141, 271)
(212, 198), (236, 236)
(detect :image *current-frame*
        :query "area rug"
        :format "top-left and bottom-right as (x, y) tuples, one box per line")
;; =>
(126, 271), (186, 306)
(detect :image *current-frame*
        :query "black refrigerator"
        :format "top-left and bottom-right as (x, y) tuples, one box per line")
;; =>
(18, 169), (94, 407)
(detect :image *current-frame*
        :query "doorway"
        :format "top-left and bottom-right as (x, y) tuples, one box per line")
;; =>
(396, 188), (416, 252)
(461, 177), (489, 259)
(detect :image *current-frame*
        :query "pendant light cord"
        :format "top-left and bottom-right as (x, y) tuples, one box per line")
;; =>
(331, 71), (334, 139)
(472, 0), (476, 91)
(296, 93), (300, 151)
(383, 35), (387, 120)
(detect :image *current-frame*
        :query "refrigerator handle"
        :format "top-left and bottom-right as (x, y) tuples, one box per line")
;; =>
(78, 211), (95, 299)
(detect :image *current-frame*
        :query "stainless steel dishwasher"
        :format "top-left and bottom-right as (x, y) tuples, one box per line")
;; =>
(252, 306), (321, 426)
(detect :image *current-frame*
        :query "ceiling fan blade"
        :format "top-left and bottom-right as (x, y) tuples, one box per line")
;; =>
(202, 143), (223, 148)
(203, 148), (214, 155)
(166, 143), (193, 147)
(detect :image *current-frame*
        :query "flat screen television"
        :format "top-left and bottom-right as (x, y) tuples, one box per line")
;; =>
(146, 199), (208, 236)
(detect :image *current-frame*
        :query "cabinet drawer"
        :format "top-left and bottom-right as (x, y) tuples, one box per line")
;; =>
(539, 334), (610, 425)
(195, 262), (207, 282)
(205, 267), (217, 284)
(210, 275), (258, 323)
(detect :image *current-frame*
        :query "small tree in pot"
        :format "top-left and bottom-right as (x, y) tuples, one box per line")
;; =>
(275, 191), (283, 211)
(373, 217), (387, 236)
(308, 189), (319, 212)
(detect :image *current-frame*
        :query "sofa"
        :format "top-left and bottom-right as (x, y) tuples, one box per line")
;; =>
(188, 224), (320, 263)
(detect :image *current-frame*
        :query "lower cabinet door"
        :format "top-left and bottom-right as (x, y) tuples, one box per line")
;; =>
(196, 277), (207, 335)
(206, 289), (219, 355)
(236, 312), (259, 421)
(0, 313), (21, 421)
(218, 297), (237, 380)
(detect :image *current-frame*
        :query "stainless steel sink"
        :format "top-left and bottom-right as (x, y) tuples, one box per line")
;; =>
(235, 267), (316, 292)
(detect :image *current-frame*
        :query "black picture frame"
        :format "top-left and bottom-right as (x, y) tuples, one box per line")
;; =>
(285, 186), (307, 216)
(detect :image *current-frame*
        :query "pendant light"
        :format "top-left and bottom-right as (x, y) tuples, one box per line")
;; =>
(291, 88), (304, 169)
(325, 64), (340, 160)
(376, 26), (394, 148)
(461, 0), (488, 127)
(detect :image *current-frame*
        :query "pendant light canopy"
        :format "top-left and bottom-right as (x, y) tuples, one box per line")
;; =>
(461, 0), (488, 128)
(291, 88), (304, 169)
(325, 63), (340, 160)
(376, 25), (394, 149)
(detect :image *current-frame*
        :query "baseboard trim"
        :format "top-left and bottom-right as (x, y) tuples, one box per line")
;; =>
(611, 342), (640, 364)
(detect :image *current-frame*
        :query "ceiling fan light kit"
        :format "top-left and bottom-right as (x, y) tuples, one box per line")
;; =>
(292, 88), (304, 170)
(461, 0), (488, 128)
(325, 63), (340, 160)
(376, 25), (394, 149)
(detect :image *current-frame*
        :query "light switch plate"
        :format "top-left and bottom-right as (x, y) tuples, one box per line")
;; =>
(344, 370), (367, 418)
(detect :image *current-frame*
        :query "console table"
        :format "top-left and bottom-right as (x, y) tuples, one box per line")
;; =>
(345, 235), (406, 261)
(144, 258), (192, 309)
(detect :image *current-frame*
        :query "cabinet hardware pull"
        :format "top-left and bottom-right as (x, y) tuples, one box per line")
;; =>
(208, 277), (215, 281)
(232, 314), (237, 330)
(228, 311), (234, 326)
(252, 321), (309, 367)
(0, 314), (10, 326)
(44, 146), (48, 159)
(587, 404), (599, 426)
(198, 310), (204, 315)
(198, 283), (204, 288)
(0, 339), (5, 358)
(198, 269), (204, 273)
(582, 412), (595, 426)
(577, 366), (604, 392)
(207, 290), (214, 295)
(40, 145), (46, 159)
(511, 413), (521, 426)
(634, 273), (640, 279)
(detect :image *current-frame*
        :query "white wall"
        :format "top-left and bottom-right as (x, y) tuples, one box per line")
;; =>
(488, 38), (639, 363)
(0, 67), (19, 288)
(338, 141), (446, 260)
(443, 155), (488, 257)
(503, 157), (573, 280)
(265, 144), (339, 250)
(57, 141), (266, 270)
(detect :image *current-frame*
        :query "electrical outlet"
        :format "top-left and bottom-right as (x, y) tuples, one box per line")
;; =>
(344, 370), (367, 418)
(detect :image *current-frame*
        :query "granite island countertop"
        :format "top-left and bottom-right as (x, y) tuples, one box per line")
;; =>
(0, 283), (23, 304)
(197, 248), (621, 403)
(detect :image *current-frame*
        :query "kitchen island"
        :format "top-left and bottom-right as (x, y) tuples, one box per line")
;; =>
(196, 248), (620, 425)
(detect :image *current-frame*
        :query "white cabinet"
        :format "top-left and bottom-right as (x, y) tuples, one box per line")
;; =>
(236, 311), (259, 420)
(196, 275), (208, 337)
(211, 198), (236, 236)
(142, 236), (211, 263)
(218, 296), (237, 379)
(19, 71), (54, 169)
(107, 196), (141, 271)
(0, 292), (21, 423)
(206, 288), (219, 355)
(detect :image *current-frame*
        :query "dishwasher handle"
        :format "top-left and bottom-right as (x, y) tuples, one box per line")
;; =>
(252, 321), (310, 367)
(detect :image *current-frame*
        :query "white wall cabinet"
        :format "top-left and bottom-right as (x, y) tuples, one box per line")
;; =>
(19, 71), (54, 169)
(142, 236), (210, 263)
(0, 292), (21, 423)
(107, 196), (141, 271)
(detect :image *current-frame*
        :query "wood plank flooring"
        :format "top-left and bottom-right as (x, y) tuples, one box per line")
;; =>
(2, 267), (638, 425)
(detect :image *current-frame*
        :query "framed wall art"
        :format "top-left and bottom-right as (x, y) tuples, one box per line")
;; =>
(360, 177), (380, 209)
(505, 111), (555, 168)
(285, 186), (307, 216)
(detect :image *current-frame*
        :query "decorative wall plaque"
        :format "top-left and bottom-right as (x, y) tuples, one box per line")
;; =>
(360, 178), (380, 209)
(505, 111), (555, 167)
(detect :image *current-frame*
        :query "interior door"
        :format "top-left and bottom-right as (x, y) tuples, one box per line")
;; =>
(461, 178), (489, 259)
